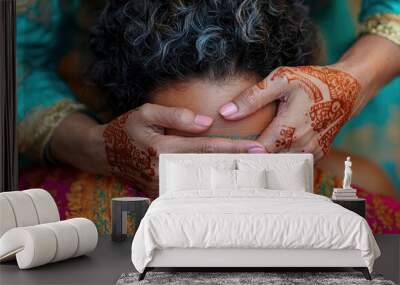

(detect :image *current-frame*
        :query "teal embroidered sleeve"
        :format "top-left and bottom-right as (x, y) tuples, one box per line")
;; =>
(360, 0), (400, 21)
(359, 1), (400, 46)
(17, 0), (84, 161)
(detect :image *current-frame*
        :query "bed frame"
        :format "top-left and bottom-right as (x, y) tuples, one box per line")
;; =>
(140, 248), (371, 280)
(139, 154), (371, 280)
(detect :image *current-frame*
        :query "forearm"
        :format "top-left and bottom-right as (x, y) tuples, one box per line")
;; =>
(49, 112), (108, 175)
(338, 34), (400, 88)
(334, 34), (400, 114)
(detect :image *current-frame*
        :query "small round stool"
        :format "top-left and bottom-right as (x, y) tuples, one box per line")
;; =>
(111, 197), (150, 242)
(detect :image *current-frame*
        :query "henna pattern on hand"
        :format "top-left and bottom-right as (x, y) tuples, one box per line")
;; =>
(309, 100), (344, 132)
(272, 67), (324, 103)
(302, 67), (360, 153)
(103, 111), (158, 196)
(275, 126), (296, 150)
(256, 78), (268, 89)
(271, 66), (361, 154)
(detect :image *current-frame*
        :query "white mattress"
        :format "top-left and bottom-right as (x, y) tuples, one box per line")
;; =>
(131, 190), (380, 273)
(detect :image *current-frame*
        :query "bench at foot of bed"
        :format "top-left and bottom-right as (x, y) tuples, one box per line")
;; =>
(137, 267), (372, 281)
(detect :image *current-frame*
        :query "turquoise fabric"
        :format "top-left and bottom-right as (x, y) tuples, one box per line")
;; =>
(16, 0), (80, 123)
(310, 0), (357, 64)
(360, 0), (400, 21)
(16, 0), (400, 191)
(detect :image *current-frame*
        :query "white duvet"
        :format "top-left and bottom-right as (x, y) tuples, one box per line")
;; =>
(131, 190), (380, 273)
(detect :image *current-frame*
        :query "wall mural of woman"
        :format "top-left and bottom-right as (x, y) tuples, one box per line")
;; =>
(14, 0), (400, 235)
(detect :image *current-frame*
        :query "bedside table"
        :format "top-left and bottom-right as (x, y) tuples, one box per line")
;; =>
(111, 197), (150, 242)
(332, 198), (366, 218)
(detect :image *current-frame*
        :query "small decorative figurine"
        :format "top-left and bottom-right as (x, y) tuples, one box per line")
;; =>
(332, 156), (357, 200)
(343, 156), (353, 190)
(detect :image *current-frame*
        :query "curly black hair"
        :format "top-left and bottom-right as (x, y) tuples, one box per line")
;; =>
(90, 0), (320, 116)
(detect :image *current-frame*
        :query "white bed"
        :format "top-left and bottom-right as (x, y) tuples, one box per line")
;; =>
(131, 154), (380, 280)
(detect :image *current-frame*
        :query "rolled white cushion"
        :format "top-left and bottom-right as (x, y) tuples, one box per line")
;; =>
(0, 218), (98, 269)
(0, 196), (17, 237)
(0, 192), (39, 227)
(0, 226), (57, 269)
(65, 218), (98, 257)
(23, 189), (60, 224)
(42, 221), (79, 262)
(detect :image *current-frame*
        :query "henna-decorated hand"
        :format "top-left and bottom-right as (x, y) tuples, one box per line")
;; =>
(218, 65), (362, 160)
(97, 103), (265, 198)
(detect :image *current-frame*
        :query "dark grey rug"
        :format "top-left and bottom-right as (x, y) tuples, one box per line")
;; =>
(116, 272), (396, 285)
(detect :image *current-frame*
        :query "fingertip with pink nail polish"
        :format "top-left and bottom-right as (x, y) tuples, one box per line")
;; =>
(248, 146), (266, 154)
(219, 102), (238, 117)
(194, 114), (213, 127)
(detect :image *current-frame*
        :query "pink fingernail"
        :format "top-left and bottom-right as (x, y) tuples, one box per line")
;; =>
(248, 146), (266, 153)
(194, 115), (213, 127)
(219, 102), (238, 117)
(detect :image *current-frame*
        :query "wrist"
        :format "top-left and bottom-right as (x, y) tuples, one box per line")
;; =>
(335, 35), (400, 92)
(331, 59), (378, 113)
(50, 112), (109, 174)
(333, 52), (378, 97)
(84, 124), (109, 175)
(329, 35), (400, 115)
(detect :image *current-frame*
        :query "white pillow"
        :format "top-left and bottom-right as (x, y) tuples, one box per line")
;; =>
(266, 162), (306, 191)
(238, 159), (308, 191)
(236, 169), (267, 189)
(212, 168), (237, 190)
(167, 163), (211, 191)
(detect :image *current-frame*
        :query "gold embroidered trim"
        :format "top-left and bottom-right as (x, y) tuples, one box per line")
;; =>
(18, 99), (86, 162)
(360, 13), (400, 46)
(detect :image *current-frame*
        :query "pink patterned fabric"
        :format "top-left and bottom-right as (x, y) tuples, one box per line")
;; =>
(357, 187), (400, 234)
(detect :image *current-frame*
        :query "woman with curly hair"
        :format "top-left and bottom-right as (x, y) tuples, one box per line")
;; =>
(90, 0), (319, 115)
(88, 0), (320, 197)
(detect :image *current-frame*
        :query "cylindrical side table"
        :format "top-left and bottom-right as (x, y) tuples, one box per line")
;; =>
(111, 197), (150, 242)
